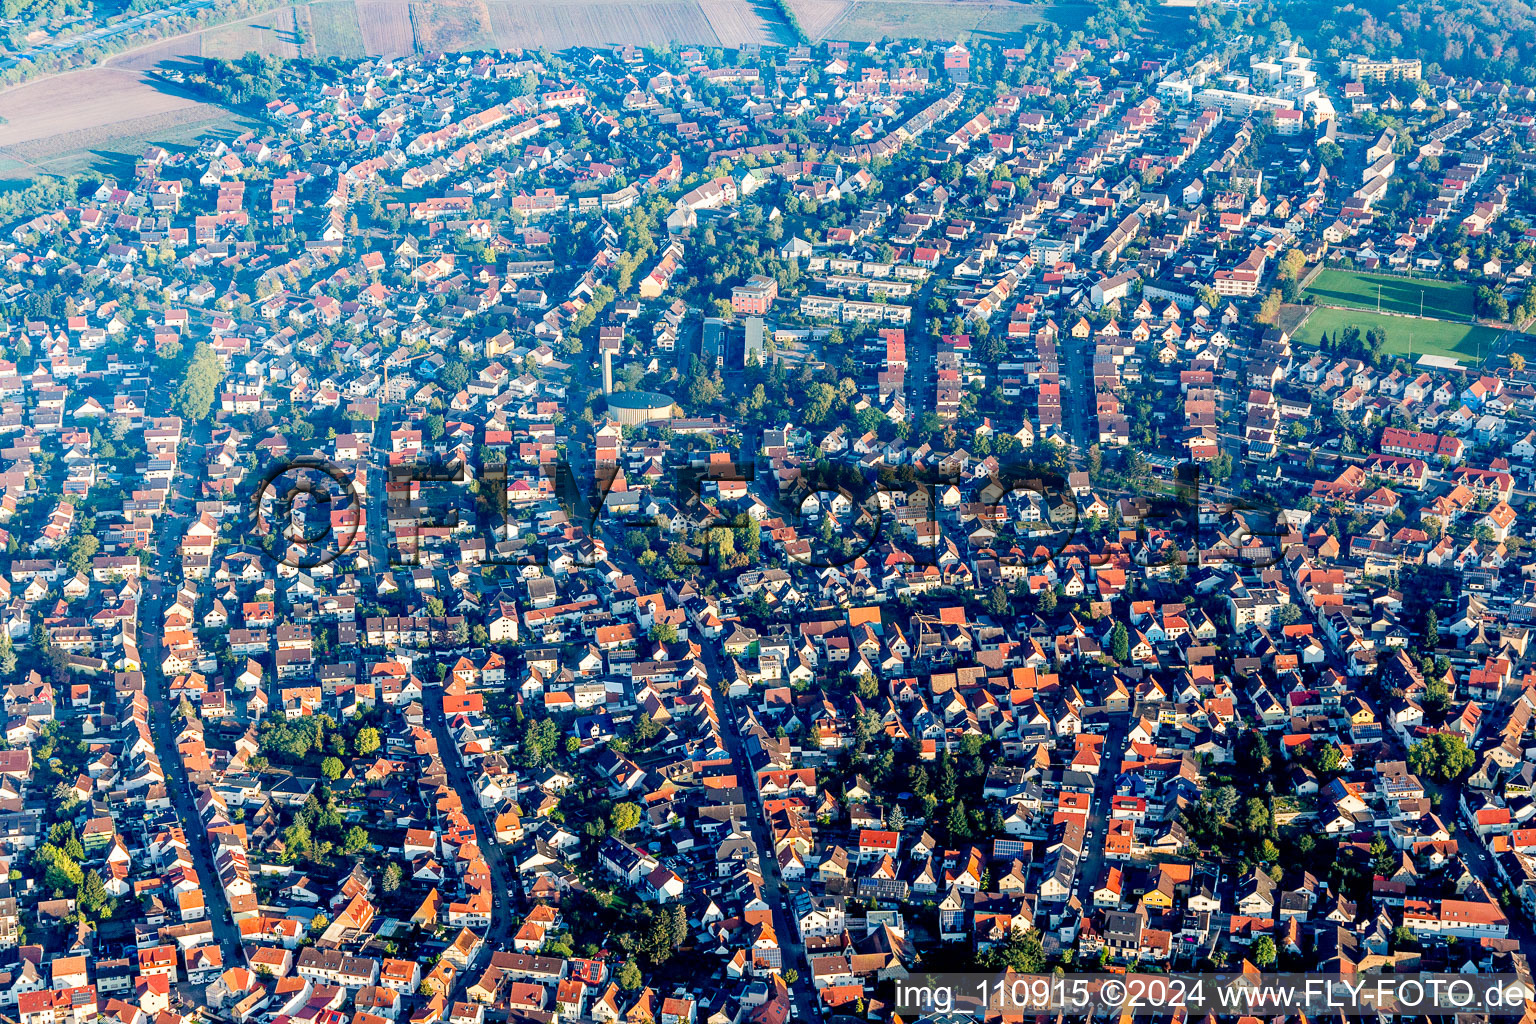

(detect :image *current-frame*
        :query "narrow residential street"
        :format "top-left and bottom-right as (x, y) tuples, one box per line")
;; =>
(1075, 715), (1129, 914)
(711, 667), (820, 1023)
(422, 683), (516, 993)
(1058, 325), (1095, 456)
(139, 423), (245, 966)
(598, 523), (819, 1019)
(905, 270), (943, 416)
(144, 666), (246, 964)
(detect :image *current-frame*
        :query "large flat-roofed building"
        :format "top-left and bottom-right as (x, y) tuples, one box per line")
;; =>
(1193, 88), (1295, 117)
(1341, 55), (1422, 83)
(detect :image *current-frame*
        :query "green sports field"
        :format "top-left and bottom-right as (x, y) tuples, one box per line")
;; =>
(1292, 306), (1504, 364)
(1304, 269), (1477, 321)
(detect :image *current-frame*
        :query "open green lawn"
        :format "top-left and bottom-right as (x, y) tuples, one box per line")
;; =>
(1304, 269), (1477, 321)
(1292, 305), (1504, 365)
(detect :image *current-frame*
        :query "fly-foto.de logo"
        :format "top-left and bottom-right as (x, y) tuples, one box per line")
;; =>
(248, 452), (1288, 572)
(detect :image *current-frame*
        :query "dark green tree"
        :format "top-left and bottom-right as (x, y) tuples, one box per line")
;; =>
(610, 803), (642, 833)
(1109, 622), (1129, 663)
(1409, 733), (1474, 782)
(355, 728), (381, 756)
(77, 869), (107, 917)
(946, 799), (971, 840)
(985, 584), (1010, 617)
(343, 826), (370, 855)
(979, 930), (1046, 972)
(171, 341), (225, 421)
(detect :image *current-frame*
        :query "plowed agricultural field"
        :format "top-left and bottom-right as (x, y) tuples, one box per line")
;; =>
(699, 0), (794, 43)
(308, 1), (367, 56)
(0, 67), (255, 178)
(355, 0), (415, 54)
(175, 0), (782, 56)
(484, 0), (720, 47)
(110, 33), (201, 69)
(200, 7), (303, 59)
(785, 0), (850, 38)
